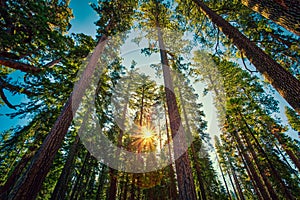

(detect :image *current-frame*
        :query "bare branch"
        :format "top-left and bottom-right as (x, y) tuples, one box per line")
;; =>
(215, 28), (220, 55)
(0, 87), (16, 109)
(0, 78), (34, 96)
(241, 52), (257, 73)
(43, 58), (62, 69)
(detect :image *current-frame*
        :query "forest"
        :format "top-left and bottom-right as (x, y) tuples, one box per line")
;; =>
(0, 0), (300, 199)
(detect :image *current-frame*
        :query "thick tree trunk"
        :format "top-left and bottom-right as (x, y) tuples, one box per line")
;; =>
(7, 35), (108, 200)
(157, 25), (197, 200)
(108, 168), (118, 200)
(193, 0), (300, 114)
(241, 0), (300, 36)
(164, 102), (178, 200)
(50, 135), (81, 200)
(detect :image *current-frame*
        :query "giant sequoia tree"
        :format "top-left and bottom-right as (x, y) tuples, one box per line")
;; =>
(0, 0), (299, 199)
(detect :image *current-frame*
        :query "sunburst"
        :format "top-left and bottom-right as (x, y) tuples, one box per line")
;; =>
(131, 125), (157, 152)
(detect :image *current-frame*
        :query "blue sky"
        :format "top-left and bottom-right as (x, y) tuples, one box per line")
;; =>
(0, 0), (298, 142)
(69, 0), (98, 37)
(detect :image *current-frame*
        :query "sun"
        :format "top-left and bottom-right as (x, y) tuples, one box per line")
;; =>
(130, 125), (157, 152)
(141, 126), (155, 139)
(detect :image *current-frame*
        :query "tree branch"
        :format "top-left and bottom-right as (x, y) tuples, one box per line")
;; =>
(241, 52), (257, 73)
(0, 57), (42, 74)
(0, 78), (34, 96)
(43, 58), (62, 69)
(215, 28), (220, 55)
(0, 86), (16, 109)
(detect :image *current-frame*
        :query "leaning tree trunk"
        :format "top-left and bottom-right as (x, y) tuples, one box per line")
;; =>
(0, 131), (45, 198)
(231, 128), (271, 200)
(240, 0), (300, 36)
(238, 112), (295, 200)
(228, 159), (245, 200)
(192, 0), (300, 114)
(272, 131), (300, 172)
(7, 34), (109, 200)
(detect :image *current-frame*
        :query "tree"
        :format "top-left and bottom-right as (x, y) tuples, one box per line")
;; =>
(183, 0), (300, 114)
(193, 52), (300, 199)
(6, 1), (137, 199)
(148, 1), (197, 198)
(240, 0), (300, 36)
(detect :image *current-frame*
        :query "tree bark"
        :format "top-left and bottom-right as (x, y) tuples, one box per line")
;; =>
(236, 126), (281, 200)
(69, 152), (91, 200)
(156, 19), (197, 200)
(7, 35), (108, 200)
(241, 0), (300, 36)
(163, 102), (178, 200)
(228, 160), (245, 200)
(192, 0), (300, 114)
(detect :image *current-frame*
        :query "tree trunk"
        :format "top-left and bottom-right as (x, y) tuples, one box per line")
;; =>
(231, 128), (271, 200)
(192, 0), (300, 114)
(272, 131), (300, 172)
(215, 153), (232, 200)
(108, 168), (118, 200)
(96, 165), (107, 200)
(241, 0), (300, 36)
(228, 160), (245, 200)
(122, 173), (129, 200)
(50, 135), (81, 200)
(225, 165), (239, 200)
(164, 102), (178, 200)
(237, 129), (280, 200)
(0, 150), (35, 199)
(236, 144), (264, 200)
(158, 31), (197, 200)
(155, 2), (197, 198)
(178, 87), (207, 200)
(7, 35), (108, 200)
(238, 112), (295, 200)
(70, 152), (91, 200)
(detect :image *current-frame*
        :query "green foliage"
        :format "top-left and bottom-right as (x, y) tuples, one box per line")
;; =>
(285, 106), (300, 132)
